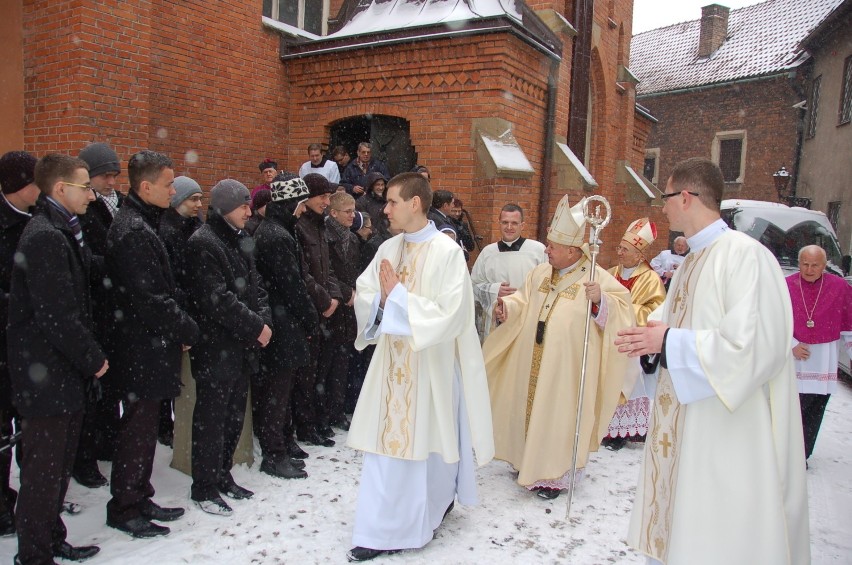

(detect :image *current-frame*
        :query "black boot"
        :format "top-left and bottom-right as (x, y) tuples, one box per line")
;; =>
(347, 547), (399, 562)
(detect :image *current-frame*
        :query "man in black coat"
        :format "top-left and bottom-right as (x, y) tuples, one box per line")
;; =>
(0, 151), (39, 537)
(73, 142), (124, 489)
(296, 174), (344, 447)
(8, 153), (107, 564)
(105, 151), (199, 538)
(253, 173), (318, 479)
(186, 179), (272, 516)
(340, 142), (390, 198)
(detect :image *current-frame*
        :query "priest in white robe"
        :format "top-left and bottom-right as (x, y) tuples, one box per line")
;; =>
(346, 172), (494, 562)
(617, 158), (809, 565)
(470, 204), (546, 341)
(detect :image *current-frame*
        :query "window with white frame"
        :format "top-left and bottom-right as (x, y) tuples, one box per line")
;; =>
(806, 75), (822, 139)
(263, 0), (328, 35)
(711, 130), (746, 184)
(839, 56), (852, 126)
(643, 148), (659, 185)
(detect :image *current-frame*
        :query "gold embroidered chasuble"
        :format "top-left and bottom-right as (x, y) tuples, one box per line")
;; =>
(348, 231), (495, 465)
(483, 260), (635, 486)
(607, 261), (666, 326)
(627, 230), (810, 565)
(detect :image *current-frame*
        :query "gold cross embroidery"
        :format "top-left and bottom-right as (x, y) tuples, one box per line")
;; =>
(395, 368), (406, 385)
(672, 292), (683, 313)
(398, 265), (410, 284)
(660, 433), (672, 458)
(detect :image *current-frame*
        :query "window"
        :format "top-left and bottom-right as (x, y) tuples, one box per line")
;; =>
(839, 56), (852, 126)
(711, 130), (746, 184)
(644, 148), (659, 184)
(827, 201), (841, 231)
(263, 0), (327, 35)
(806, 75), (822, 139)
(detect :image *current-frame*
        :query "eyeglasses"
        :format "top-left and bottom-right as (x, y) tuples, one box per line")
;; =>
(660, 190), (700, 200)
(63, 181), (93, 191)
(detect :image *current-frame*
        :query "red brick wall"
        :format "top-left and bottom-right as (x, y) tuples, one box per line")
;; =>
(639, 76), (800, 205)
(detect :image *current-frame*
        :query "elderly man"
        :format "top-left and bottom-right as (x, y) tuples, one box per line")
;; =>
(618, 158), (809, 565)
(252, 158), (278, 198)
(484, 195), (635, 500)
(340, 142), (389, 198)
(299, 143), (340, 184)
(470, 204), (546, 341)
(649, 236), (688, 289)
(601, 218), (666, 450)
(787, 244), (852, 465)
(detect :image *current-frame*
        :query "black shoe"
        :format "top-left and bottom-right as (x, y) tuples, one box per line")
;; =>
(260, 457), (308, 480)
(318, 425), (335, 438)
(53, 541), (100, 561)
(602, 436), (627, 451)
(287, 439), (309, 460)
(288, 457), (306, 470)
(330, 417), (350, 431)
(347, 547), (399, 562)
(61, 502), (83, 515)
(139, 499), (185, 522)
(107, 516), (170, 538)
(0, 511), (14, 536)
(157, 430), (174, 448)
(299, 431), (335, 447)
(72, 467), (108, 488)
(218, 481), (254, 500)
(536, 488), (561, 500)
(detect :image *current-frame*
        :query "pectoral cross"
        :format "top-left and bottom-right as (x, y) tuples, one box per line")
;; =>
(398, 265), (410, 284)
(660, 433), (672, 458)
(395, 367), (406, 385)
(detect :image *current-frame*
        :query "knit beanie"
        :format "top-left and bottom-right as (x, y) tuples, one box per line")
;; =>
(210, 179), (250, 215)
(269, 172), (309, 204)
(303, 173), (334, 198)
(350, 211), (366, 233)
(252, 188), (272, 211)
(171, 176), (203, 207)
(0, 151), (38, 194)
(79, 143), (120, 178)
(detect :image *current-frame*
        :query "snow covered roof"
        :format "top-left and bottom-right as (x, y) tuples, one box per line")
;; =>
(281, 0), (560, 59)
(630, 0), (844, 96)
(329, 0), (523, 38)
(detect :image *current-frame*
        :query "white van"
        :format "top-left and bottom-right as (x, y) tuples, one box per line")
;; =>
(720, 199), (849, 378)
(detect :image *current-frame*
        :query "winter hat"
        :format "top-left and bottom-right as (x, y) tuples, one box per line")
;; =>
(78, 143), (121, 178)
(269, 172), (309, 204)
(303, 173), (334, 198)
(210, 179), (250, 215)
(0, 151), (38, 194)
(350, 211), (367, 233)
(252, 188), (272, 211)
(258, 158), (278, 172)
(171, 175), (202, 207)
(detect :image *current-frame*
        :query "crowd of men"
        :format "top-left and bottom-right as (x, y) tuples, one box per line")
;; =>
(0, 145), (848, 564)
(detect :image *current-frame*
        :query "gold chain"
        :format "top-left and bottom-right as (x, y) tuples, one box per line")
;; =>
(798, 274), (824, 328)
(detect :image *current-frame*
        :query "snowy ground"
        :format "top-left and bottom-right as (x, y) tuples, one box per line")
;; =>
(2, 380), (850, 564)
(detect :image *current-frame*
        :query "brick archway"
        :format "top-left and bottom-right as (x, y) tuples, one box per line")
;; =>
(329, 114), (417, 177)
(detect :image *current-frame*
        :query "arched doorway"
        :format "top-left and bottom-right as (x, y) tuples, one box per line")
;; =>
(329, 114), (417, 177)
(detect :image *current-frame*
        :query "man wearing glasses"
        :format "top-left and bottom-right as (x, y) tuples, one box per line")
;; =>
(619, 158), (809, 565)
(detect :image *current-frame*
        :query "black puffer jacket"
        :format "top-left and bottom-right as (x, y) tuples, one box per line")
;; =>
(325, 216), (359, 343)
(7, 195), (106, 418)
(186, 212), (271, 379)
(159, 206), (203, 310)
(254, 202), (319, 370)
(295, 208), (342, 315)
(106, 191), (199, 401)
(0, 197), (31, 412)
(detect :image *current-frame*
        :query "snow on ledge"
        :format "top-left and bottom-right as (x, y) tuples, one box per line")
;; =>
(262, 16), (321, 41)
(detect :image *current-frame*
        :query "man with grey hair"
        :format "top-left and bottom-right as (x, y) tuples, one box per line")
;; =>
(786, 244), (852, 464)
(340, 142), (389, 198)
(649, 235), (689, 289)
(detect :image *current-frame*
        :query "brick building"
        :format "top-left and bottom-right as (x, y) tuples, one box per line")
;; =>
(631, 0), (844, 222)
(1, 0), (662, 266)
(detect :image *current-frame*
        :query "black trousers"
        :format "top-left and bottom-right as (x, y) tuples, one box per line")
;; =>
(16, 411), (82, 565)
(93, 394), (120, 461)
(107, 398), (159, 523)
(72, 394), (100, 475)
(799, 392), (831, 460)
(0, 405), (19, 519)
(316, 339), (351, 427)
(252, 363), (296, 459)
(291, 338), (320, 436)
(191, 371), (248, 501)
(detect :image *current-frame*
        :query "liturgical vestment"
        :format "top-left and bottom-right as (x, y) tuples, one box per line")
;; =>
(348, 223), (494, 550)
(628, 222), (809, 565)
(484, 259), (635, 487)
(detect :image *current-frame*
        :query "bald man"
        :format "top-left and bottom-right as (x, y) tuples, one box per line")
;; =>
(786, 245), (852, 464)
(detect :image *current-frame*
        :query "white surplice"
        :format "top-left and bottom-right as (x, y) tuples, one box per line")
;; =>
(628, 220), (810, 565)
